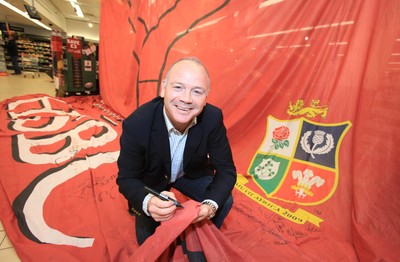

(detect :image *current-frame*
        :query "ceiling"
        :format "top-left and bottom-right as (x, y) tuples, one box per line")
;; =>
(0, 0), (100, 30)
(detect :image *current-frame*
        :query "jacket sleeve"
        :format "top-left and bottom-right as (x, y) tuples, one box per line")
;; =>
(203, 108), (237, 206)
(116, 116), (148, 216)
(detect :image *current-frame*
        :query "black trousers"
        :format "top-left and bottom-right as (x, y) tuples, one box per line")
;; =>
(10, 56), (21, 74)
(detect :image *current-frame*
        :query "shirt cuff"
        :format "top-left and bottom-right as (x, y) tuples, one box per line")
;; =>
(142, 193), (153, 216)
(201, 199), (219, 211)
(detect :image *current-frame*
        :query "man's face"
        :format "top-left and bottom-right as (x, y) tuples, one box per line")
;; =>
(161, 60), (209, 132)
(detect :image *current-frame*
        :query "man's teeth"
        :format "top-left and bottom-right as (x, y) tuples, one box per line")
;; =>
(177, 106), (190, 111)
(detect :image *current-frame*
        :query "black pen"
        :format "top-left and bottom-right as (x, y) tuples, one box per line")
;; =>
(144, 186), (184, 208)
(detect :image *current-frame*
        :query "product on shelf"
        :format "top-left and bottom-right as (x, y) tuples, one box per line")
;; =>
(0, 30), (7, 75)
(4, 35), (52, 72)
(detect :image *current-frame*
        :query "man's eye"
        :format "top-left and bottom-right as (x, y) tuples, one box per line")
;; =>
(193, 89), (205, 95)
(173, 85), (183, 90)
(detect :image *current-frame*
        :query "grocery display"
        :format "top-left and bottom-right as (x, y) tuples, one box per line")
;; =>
(0, 30), (7, 75)
(3, 34), (52, 72)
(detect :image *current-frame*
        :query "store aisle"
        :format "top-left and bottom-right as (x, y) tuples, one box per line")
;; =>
(0, 71), (55, 262)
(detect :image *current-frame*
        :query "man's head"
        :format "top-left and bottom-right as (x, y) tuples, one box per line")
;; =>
(161, 57), (210, 132)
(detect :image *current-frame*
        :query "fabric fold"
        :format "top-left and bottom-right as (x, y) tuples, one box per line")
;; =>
(133, 199), (256, 261)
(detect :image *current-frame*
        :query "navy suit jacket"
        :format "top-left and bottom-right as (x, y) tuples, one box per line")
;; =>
(117, 97), (237, 216)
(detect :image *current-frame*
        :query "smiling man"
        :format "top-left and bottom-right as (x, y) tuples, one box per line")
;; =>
(117, 57), (237, 245)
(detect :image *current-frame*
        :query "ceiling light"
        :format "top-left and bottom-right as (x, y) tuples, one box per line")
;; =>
(88, 23), (93, 28)
(0, 0), (51, 31)
(70, 0), (84, 18)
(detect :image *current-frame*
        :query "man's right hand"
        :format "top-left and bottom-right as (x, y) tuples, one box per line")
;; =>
(147, 191), (177, 222)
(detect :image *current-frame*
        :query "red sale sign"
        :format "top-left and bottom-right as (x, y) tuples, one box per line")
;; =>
(66, 38), (82, 58)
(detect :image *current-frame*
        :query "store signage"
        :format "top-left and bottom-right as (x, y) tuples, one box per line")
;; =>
(0, 23), (24, 33)
(66, 38), (82, 58)
(51, 35), (63, 53)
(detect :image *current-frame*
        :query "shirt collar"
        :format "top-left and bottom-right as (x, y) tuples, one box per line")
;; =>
(163, 107), (197, 135)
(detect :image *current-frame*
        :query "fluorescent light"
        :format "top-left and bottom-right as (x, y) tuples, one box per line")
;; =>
(0, 0), (51, 31)
(70, 0), (84, 18)
(74, 5), (84, 17)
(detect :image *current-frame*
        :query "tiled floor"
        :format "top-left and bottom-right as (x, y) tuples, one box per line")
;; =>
(0, 70), (55, 262)
(0, 221), (19, 262)
(0, 70), (56, 102)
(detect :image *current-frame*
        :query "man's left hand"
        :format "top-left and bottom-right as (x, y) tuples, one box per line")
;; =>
(191, 204), (213, 224)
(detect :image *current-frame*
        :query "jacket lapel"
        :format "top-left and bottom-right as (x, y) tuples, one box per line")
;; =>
(151, 102), (171, 175)
(183, 121), (202, 170)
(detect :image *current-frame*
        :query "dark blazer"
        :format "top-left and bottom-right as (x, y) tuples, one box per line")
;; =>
(117, 96), (236, 216)
(6, 38), (19, 56)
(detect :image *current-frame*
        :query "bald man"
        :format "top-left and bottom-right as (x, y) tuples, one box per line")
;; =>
(117, 57), (236, 245)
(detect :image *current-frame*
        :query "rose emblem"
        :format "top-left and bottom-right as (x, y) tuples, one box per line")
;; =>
(272, 126), (290, 149)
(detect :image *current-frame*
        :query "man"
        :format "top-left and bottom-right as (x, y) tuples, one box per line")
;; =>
(6, 34), (22, 75)
(117, 57), (237, 245)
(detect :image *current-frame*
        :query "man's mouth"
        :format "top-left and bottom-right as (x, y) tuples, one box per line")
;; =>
(176, 105), (191, 111)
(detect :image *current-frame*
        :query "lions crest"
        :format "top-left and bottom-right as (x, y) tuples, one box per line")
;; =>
(248, 115), (351, 205)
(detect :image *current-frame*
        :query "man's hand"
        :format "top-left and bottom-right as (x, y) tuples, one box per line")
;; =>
(191, 204), (214, 224)
(147, 191), (177, 222)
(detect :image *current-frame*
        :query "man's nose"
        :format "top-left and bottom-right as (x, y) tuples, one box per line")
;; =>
(180, 89), (192, 102)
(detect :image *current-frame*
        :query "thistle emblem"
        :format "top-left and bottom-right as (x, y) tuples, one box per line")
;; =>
(300, 130), (334, 158)
(291, 169), (325, 198)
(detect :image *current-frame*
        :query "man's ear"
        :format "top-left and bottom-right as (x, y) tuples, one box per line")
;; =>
(160, 80), (166, 97)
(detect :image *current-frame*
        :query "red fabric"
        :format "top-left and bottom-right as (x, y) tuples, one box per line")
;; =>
(1, 0), (399, 261)
(0, 95), (137, 261)
(97, 0), (400, 260)
(134, 200), (200, 262)
(135, 199), (256, 261)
